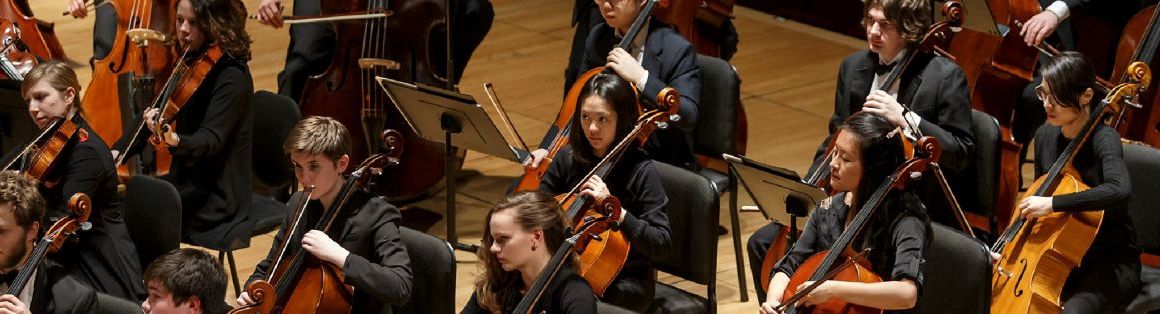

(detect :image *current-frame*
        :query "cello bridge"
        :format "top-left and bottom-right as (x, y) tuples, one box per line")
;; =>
(359, 58), (400, 71)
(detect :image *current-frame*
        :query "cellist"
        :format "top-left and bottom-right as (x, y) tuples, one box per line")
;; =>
(235, 116), (413, 312)
(748, 0), (974, 301)
(462, 191), (596, 313)
(528, 0), (701, 170)
(16, 61), (145, 301)
(0, 171), (98, 313)
(759, 112), (931, 314)
(537, 73), (670, 312)
(112, 0), (254, 249)
(1015, 51), (1140, 313)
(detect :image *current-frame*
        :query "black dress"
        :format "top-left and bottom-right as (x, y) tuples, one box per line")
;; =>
(7, 115), (146, 301)
(1032, 123), (1141, 313)
(461, 268), (596, 314)
(248, 189), (412, 314)
(774, 192), (929, 314)
(538, 147), (670, 312)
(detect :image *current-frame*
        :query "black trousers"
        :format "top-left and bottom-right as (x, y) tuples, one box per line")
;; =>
(1061, 260), (1142, 314)
(747, 222), (785, 303)
(93, 4), (117, 61)
(601, 268), (657, 313)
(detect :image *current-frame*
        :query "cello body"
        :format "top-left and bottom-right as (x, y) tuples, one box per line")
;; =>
(559, 193), (630, 296)
(990, 166), (1101, 313)
(82, 0), (178, 177)
(782, 250), (883, 314)
(0, 0), (67, 61)
(298, 0), (450, 202)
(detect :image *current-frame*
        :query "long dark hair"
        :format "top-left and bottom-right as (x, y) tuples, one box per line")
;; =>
(189, 0), (252, 61)
(838, 112), (929, 252)
(568, 73), (640, 166)
(1040, 51), (1098, 110)
(473, 192), (574, 312)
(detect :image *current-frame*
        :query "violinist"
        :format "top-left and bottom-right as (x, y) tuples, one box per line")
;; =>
(748, 0), (973, 300)
(0, 171), (98, 313)
(236, 116), (412, 312)
(462, 191), (596, 314)
(531, 0), (701, 170)
(112, 0), (254, 249)
(1017, 51), (1139, 313)
(16, 61), (145, 301)
(537, 73), (670, 312)
(759, 112), (931, 314)
(141, 248), (229, 314)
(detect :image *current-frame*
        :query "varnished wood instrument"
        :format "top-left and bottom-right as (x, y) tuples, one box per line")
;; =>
(7, 193), (90, 295)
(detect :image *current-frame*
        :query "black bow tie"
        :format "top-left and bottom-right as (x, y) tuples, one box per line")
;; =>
(875, 62), (896, 76)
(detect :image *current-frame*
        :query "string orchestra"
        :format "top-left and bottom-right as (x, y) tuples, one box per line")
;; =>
(0, 0), (1149, 313)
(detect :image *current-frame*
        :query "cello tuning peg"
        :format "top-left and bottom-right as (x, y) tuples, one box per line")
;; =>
(655, 121), (669, 129)
(669, 114), (681, 123)
(908, 171), (923, 180)
(588, 233), (603, 241)
(80, 222), (92, 231)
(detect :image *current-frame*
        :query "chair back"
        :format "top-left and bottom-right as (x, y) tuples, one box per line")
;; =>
(915, 223), (991, 313)
(691, 55), (742, 158)
(251, 90), (301, 190)
(392, 227), (456, 314)
(123, 175), (182, 268)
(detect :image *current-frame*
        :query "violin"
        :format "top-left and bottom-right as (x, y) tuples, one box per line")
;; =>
(551, 87), (679, 295)
(82, 0), (178, 177)
(231, 134), (403, 314)
(114, 45), (222, 168)
(514, 195), (623, 313)
(514, 0), (665, 193)
(0, 116), (82, 183)
(989, 62), (1150, 313)
(0, 0), (68, 61)
(776, 136), (940, 314)
(7, 193), (91, 296)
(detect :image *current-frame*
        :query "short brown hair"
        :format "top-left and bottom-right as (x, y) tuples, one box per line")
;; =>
(283, 116), (352, 162)
(143, 248), (227, 314)
(0, 171), (44, 228)
(21, 60), (83, 114)
(863, 0), (932, 44)
(473, 191), (574, 312)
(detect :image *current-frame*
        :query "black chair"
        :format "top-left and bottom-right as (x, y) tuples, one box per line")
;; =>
(689, 54), (748, 302)
(915, 223), (991, 314)
(391, 227), (455, 314)
(95, 292), (142, 313)
(965, 109), (1002, 235)
(251, 90), (301, 198)
(1122, 143), (1160, 313)
(122, 175), (181, 269)
(647, 162), (720, 314)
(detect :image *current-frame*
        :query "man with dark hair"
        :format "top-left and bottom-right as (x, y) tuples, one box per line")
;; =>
(0, 171), (98, 313)
(141, 248), (228, 314)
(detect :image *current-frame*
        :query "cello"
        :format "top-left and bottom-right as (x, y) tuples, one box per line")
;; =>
(297, 0), (456, 203)
(0, 0), (67, 61)
(82, 0), (178, 175)
(775, 136), (940, 314)
(7, 192), (91, 296)
(1111, 5), (1160, 147)
(514, 0), (665, 193)
(230, 145), (403, 314)
(989, 62), (1150, 313)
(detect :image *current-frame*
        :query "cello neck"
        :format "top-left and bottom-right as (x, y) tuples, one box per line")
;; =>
(616, 0), (660, 51)
(1131, 7), (1160, 66)
(513, 234), (580, 313)
(6, 236), (51, 296)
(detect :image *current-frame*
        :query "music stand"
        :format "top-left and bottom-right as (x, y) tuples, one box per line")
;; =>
(377, 76), (526, 253)
(723, 154), (828, 245)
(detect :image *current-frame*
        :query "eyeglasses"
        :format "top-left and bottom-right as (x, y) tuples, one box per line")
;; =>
(595, 0), (629, 6)
(1035, 84), (1053, 103)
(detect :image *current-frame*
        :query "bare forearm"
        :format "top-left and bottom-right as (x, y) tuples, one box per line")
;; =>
(765, 272), (791, 303)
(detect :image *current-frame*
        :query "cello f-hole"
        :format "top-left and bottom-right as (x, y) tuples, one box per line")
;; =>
(1013, 259), (1028, 297)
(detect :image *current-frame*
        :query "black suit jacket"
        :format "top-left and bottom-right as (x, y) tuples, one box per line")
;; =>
(249, 189), (413, 314)
(818, 50), (975, 227)
(573, 18), (701, 167)
(1040, 0), (1093, 50)
(29, 260), (99, 313)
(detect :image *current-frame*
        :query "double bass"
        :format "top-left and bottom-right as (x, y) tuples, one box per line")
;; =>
(297, 0), (455, 202)
(0, 0), (67, 61)
(775, 136), (940, 314)
(0, 18), (36, 80)
(1111, 5), (1160, 147)
(989, 62), (1150, 313)
(82, 0), (178, 176)
(231, 144), (403, 314)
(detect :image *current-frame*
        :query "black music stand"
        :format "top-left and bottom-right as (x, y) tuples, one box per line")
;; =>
(377, 77), (526, 253)
(723, 154), (828, 246)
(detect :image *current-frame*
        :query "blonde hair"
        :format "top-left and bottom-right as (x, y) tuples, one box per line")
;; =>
(21, 60), (83, 114)
(283, 116), (352, 162)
